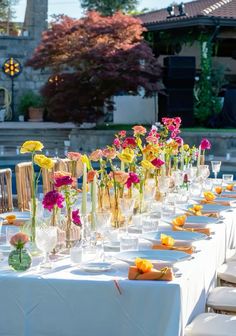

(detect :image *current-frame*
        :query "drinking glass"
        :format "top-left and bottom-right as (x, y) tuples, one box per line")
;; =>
(143, 180), (156, 211)
(119, 198), (135, 233)
(198, 165), (210, 180)
(93, 211), (112, 260)
(141, 214), (159, 233)
(211, 161), (221, 179)
(189, 182), (202, 197)
(222, 174), (234, 184)
(120, 235), (139, 251)
(36, 226), (57, 268)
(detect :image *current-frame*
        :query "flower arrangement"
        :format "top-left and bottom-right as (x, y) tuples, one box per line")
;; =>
(20, 140), (54, 243)
(8, 232), (31, 271)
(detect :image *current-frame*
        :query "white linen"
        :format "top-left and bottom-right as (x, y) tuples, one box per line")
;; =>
(0, 209), (235, 336)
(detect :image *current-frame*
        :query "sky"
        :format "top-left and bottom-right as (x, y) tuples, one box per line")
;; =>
(14, 0), (190, 21)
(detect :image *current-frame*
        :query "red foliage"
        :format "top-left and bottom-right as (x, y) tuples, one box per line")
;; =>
(28, 12), (162, 122)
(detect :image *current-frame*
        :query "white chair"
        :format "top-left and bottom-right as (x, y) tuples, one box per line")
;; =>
(217, 262), (236, 285)
(185, 313), (236, 336)
(207, 287), (236, 313)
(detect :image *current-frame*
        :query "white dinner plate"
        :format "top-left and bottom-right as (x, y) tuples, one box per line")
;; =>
(221, 191), (236, 198)
(115, 249), (191, 267)
(184, 215), (219, 228)
(188, 204), (231, 213)
(81, 262), (112, 272)
(142, 230), (206, 245)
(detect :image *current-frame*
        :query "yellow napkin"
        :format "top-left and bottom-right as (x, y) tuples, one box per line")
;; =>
(128, 266), (174, 281)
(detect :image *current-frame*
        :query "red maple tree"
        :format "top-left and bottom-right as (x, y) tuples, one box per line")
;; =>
(27, 12), (162, 123)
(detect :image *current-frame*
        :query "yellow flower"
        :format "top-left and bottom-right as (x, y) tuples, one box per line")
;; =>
(183, 144), (190, 151)
(188, 204), (203, 216)
(118, 148), (135, 164)
(135, 258), (153, 273)
(20, 140), (44, 153)
(81, 154), (91, 169)
(204, 191), (215, 202)
(141, 160), (155, 170)
(172, 215), (186, 227)
(34, 154), (54, 170)
(142, 144), (159, 155)
(160, 234), (175, 247)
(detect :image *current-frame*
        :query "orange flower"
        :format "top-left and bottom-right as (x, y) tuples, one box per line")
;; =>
(103, 147), (117, 160)
(204, 191), (215, 202)
(10, 232), (29, 248)
(5, 215), (16, 224)
(188, 204), (203, 216)
(87, 170), (98, 183)
(132, 125), (147, 136)
(67, 152), (81, 161)
(226, 184), (234, 191)
(90, 149), (103, 162)
(172, 215), (186, 227)
(110, 171), (129, 184)
(215, 186), (222, 195)
(135, 258), (153, 273)
(160, 234), (175, 247)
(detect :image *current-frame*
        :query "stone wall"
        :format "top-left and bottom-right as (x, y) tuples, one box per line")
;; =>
(0, 0), (48, 118)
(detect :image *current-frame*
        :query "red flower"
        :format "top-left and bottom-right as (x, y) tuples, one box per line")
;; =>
(122, 137), (136, 148)
(72, 209), (81, 226)
(54, 175), (74, 188)
(200, 138), (211, 150)
(42, 190), (64, 211)
(151, 158), (165, 168)
(126, 172), (140, 189)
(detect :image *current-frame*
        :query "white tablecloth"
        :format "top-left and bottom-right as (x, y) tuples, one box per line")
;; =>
(0, 209), (235, 336)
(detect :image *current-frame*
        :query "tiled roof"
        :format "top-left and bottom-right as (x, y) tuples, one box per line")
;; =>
(138, 0), (236, 25)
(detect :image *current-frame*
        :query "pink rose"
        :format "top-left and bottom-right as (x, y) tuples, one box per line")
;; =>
(90, 149), (103, 162)
(126, 172), (140, 189)
(10, 232), (29, 248)
(103, 147), (117, 159)
(132, 125), (147, 136)
(118, 130), (126, 138)
(200, 138), (211, 150)
(113, 138), (121, 148)
(146, 135), (159, 144)
(174, 117), (182, 125)
(72, 209), (81, 226)
(110, 171), (129, 184)
(175, 136), (183, 146)
(54, 175), (74, 188)
(67, 152), (81, 161)
(42, 190), (64, 211)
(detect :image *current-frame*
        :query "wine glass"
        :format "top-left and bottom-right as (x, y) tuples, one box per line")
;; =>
(119, 198), (135, 233)
(211, 161), (221, 179)
(143, 179), (156, 211)
(93, 211), (112, 260)
(36, 226), (57, 268)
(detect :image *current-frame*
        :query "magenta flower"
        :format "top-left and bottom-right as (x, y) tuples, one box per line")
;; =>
(113, 138), (121, 148)
(151, 158), (165, 168)
(200, 138), (211, 150)
(174, 117), (182, 125)
(175, 136), (183, 146)
(126, 172), (140, 189)
(122, 137), (136, 149)
(72, 209), (81, 226)
(42, 190), (64, 211)
(54, 175), (74, 188)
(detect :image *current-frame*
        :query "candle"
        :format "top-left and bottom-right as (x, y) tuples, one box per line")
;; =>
(81, 163), (87, 215)
(197, 145), (201, 168)
(91, 175), (97, 214)
(180, 143), (184, 170)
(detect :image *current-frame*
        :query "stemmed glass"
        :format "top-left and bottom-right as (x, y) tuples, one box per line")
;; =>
(143, 179), (156, 211)
(36, 226), (57, 268)
(93, 211), (112, 260)
(211, 161), (221, 179)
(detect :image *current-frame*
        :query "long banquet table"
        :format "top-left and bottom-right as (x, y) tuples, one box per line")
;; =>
(0, 208), (236, 336)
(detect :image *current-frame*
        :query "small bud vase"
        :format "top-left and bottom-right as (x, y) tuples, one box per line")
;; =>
(8, 248), (32, 272)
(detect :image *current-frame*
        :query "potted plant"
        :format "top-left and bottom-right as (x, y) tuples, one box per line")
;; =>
(18, 91), (45, 121)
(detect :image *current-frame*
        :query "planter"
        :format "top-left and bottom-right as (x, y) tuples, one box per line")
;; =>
(28, 107), (44, 122)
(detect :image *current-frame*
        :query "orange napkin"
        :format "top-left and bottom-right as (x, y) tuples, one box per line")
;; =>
(173, 225), (211, 236)
(200, 199), (231, 206)
(128, 266), (174, 281)
(221, 193), (236, 199)
(152, 244), (194, 254)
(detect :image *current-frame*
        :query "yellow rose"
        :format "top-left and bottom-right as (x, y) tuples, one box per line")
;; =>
(160, 234), (175, 247)
(135, 258), (153, 273)
(118, 148), (135, 164)
(20, 141), (44, 153)
(34, 154), (54, 170)
(204, 191), (215, 202)
(141, 160), (155, 170)
(183, 144), (189, 151)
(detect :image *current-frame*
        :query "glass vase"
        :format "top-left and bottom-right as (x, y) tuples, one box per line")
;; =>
(8, 248), (32, 272)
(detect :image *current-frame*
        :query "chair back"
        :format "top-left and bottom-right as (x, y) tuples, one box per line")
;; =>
(0, 168), (13, 213)
(15, 162), (33, 211)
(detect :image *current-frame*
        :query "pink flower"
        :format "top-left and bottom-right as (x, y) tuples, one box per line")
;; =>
(175, 136), (183, 146)
(174, 117), (182, 125)
(122, 137), (136, 148)
(90, 149), (103, 161)
(10, 232), (29, 248)
(151, 158), (165, 168)
(118, 130), (126, 138)
(168, 124), (175, 132)
(113, 138), (121, 148)
(67, 152), (81, 161)
(132, 125), (147, 136)
(109, 171), (129, 184)
(200, 138), (211, 150)
(54, 175), (74, 188)
(103, 147), (117, 159)
(171, 129), (180, 138)
(146, 135), (159, 144)
(42, 190), (64, 211)
(126, 172), (140, 189)
(72, 209), (81, 226)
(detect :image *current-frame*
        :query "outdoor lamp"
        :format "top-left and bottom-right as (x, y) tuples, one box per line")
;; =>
(167, 5), (175, 17)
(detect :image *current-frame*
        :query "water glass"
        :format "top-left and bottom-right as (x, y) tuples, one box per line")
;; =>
(120, 235), (139, 251)
(189, 182), (202, 197)
(162, 199), (176, 217)
(211, 161), (221, 179)
(70, 244), (83, 264)
(142, 215), (159, 232)
(222, 174), (234, 183)
(132, 214), (143, 230)
(36, 226), (57, 268)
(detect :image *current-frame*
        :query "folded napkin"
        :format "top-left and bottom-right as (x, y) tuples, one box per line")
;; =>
(152, 244), (194, 254)
(222, 193), (236, 199)
(200, 200), (231, 206)
(173, 225), (211, 236)
(128, 266), (174, 281)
